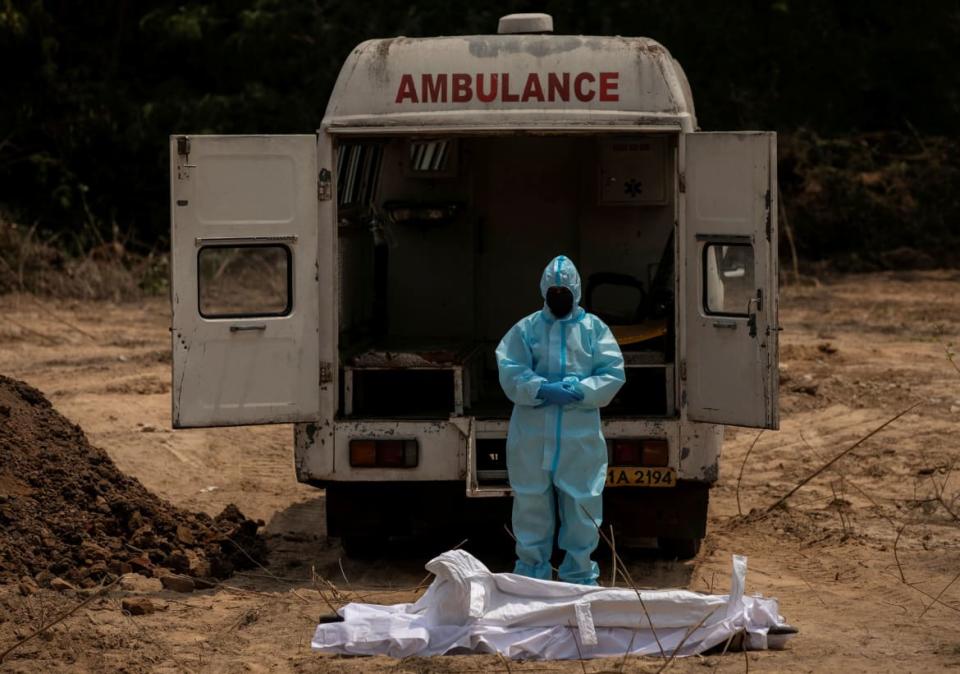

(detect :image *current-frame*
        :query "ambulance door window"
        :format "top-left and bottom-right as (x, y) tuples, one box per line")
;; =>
(197, 244), (292, 318)
(702, 243), (755, 316)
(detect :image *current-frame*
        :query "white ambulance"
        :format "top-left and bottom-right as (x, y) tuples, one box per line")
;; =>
(169, 13), (779, 559)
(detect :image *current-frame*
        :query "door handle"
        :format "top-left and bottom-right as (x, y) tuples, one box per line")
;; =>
(746, 292), (761, 338)
(229, 324), (266, 333)
(712, 320), (737, 329)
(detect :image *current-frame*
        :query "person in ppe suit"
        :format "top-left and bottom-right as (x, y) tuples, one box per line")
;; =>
(496, 255), (625, 585)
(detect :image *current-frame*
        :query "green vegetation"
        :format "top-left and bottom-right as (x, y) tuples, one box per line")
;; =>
(781, 130), (960, 270)
(1, 1), (958, 278)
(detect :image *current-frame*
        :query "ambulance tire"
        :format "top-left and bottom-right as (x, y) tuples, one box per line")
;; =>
(657, 536), (702, 560)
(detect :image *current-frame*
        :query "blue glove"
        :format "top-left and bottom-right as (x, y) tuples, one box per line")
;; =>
(537, 381), (585, 406)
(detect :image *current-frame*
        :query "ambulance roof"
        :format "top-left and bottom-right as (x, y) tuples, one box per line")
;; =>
(321, 34), (696, 133)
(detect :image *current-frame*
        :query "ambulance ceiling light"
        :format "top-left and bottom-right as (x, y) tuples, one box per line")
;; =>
(497, 13), (554, 35)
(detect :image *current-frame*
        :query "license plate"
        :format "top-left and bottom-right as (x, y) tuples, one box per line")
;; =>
(606, 466), (676, 488)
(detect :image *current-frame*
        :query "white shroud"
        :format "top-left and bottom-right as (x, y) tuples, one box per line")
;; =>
(311, 550), (792, 660)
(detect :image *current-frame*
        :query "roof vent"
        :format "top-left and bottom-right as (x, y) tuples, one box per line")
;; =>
(497, 13), (554, 35)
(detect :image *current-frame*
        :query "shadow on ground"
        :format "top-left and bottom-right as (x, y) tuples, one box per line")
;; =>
(256, 493), (698, 592)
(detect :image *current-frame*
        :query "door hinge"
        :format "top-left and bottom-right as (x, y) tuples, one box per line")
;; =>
(319, 361), (333, 385)
(318, 168), (332, 201)
(679, 359), (687, 381)
(678, 172), (686, 194)
(175, 136), (194, 181)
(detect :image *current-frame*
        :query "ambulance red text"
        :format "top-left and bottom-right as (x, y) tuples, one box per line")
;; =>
(394, 72), (620, 104)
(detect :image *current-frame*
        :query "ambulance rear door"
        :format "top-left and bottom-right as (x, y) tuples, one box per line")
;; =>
(170, 134), (332, 428)
(682, 132), (779, 430)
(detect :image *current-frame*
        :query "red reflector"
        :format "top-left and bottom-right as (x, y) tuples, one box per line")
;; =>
(350, 439), (419, 468)
(612, 440), (643, 465)
(377, 440), (405, 467)
(641, 440), (669, 466)
(611, 439), (669, 466)
(349, 440), (376, 467)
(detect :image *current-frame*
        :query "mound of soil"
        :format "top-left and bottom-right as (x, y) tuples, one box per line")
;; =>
(0, 375), (266, 588)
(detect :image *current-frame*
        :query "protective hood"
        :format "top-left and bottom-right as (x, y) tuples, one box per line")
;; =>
(539, 255), (582, 304)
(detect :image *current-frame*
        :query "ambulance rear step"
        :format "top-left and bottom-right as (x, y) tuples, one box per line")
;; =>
(467, 420), (511, 497)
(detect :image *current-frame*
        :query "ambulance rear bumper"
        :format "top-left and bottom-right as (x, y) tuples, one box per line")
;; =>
(319, 479), (708, 543)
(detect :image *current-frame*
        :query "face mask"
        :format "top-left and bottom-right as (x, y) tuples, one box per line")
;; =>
(546, 286), (574, 319)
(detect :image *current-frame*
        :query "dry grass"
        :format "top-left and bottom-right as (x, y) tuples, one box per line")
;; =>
(0, 217), (168, 301)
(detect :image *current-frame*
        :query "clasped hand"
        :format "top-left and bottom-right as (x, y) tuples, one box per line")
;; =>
(537, 381), (584, 406)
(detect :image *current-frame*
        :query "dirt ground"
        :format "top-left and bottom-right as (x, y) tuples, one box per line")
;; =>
(0, 271), (958, 672)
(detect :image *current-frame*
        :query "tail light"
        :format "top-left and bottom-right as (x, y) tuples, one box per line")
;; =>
(611, 439), (669, 466)
(349, 439), (419, 468)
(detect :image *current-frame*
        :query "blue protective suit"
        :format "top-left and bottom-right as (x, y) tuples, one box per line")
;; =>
(496, 256), (626, 584)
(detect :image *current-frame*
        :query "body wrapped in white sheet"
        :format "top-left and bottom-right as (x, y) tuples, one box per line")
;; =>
(312, 550), (792, 660)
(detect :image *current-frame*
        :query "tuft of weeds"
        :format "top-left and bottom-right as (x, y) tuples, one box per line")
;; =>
(0, 216), (168, 300)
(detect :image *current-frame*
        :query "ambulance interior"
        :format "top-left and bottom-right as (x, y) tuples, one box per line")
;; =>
(336, 134), (678, 420)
